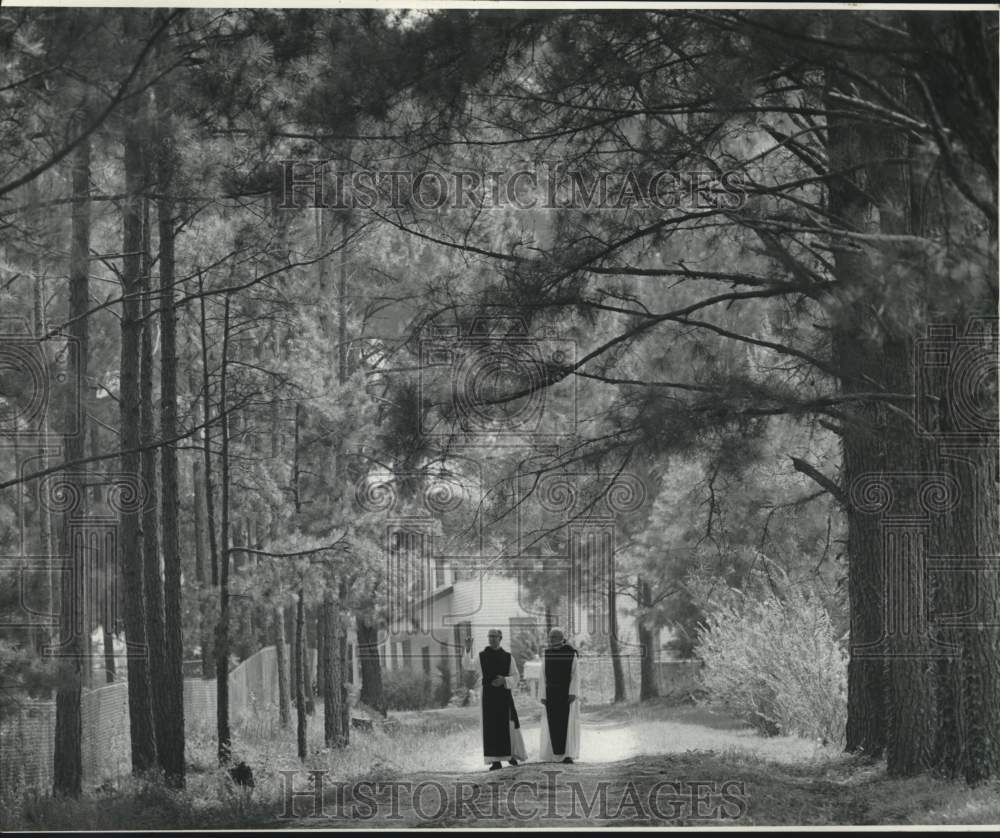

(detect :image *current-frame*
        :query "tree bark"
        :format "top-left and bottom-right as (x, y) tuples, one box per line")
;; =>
(943, 432), (1000, 784)
(823, 18), (888, 759)
(274, 606), (290, 728)
(197, 290), (220, 685)
(121, 97), (157, 774)
(28, 232), (54, 661)
(637, 577), (660, 701)
(609, 578), (626, 703)
(52, 131), (91, 797)
(303, 604), (315, 715)
(322, 591), (344, 747)
(199, 279), (219, 589)
(316, 607), (326, 713)
(823, 16), (941, 773)
(338, 582), (350, 746)
(356, 611), (386, 715)
(294, 589), (307, 760)
(215, 294), (232, 765)
(191, 374), (207, 590)
(91, 423), (117, 684)
(156, 75), (185, 785)
(140, 191), (168, 771)
(189, 372), (212, 679)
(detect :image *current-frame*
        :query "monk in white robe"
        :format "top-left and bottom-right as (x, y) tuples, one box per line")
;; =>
(539, 627), (581, 763)
(462, 629), (527, 769)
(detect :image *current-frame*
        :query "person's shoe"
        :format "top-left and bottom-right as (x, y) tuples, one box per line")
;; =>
(489, 762), (502, 771)
(562, 757), (574, 764)
(508, 759), (519, 767)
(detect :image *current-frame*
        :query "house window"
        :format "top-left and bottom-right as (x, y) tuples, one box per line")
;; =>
(347, 643), (354, 683)
(422, 646), (432, 676)
(402, 639), (412, 669)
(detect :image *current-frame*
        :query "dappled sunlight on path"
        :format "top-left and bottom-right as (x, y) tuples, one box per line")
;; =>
(435, 704), (823, 774)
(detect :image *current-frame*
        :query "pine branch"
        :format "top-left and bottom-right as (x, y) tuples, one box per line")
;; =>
(789, 456), (848, 508)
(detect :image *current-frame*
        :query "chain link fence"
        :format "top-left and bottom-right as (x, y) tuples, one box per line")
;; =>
(0, 645), (285, 794)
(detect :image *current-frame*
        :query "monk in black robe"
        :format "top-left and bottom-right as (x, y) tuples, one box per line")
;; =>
(539, 627), (580, 763)
(462, 629), (527, 769)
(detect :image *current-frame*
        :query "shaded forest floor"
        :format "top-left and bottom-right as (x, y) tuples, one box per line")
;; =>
(5, 700), (999, 829)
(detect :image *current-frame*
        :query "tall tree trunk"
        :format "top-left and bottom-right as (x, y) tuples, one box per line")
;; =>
(91, 423), (117, 684)
(229, 523), (247, 660)
(939, 424), (1000, 784)
(191, 372), (207, 589)
(637, 576), (659, 701)
(322, 591), (343, 748)
(140, 193), (168, 769)
(29, 241), (54, 659)
(294, 589), (307, 760)
(215, 294), (232, 765)
(332, 216), (352, 743)
(292, 402), (302, 515)
(356, 612), (385, 715)
(121, 100), (157, 774)
(274, 606), (290, 728)
(189, 371), (212, 679)
(338, 580), (350, 746)
(825, 17), (944, 774)
(157, 78), (185, 786)
(823, 21), (887, 759)
(303, 604), (315, 715)
(909, 15), (1000, 787)
(340, 622), (350, 744)
(199, 279), (219, 589)
(608, 577), (626, 703)
(52, 132), (91, 797)
(316, 607), (326, 713)
(880, 332), (937, 777)
(926, 271), (1000, 783)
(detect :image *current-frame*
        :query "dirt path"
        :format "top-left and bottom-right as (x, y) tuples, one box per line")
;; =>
(269, 709), (836, 827)
(447, 713), (652, 772)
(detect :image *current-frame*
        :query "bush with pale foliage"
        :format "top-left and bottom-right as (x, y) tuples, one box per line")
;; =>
(693, 568), (848, 746)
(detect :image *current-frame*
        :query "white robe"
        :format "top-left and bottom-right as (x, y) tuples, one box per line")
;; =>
(462, 648), (528, 764)
(538, 650), (581, 761)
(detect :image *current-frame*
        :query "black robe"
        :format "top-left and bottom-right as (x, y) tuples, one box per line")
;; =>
(478, 647), (521, 758)
(543, 643), (577, 755)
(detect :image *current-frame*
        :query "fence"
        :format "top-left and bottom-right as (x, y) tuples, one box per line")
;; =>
(576, 655), (703, 703)
(2, 648), (700, 794)
(520, 654), (703, 704)
(0, 645), (287, 794)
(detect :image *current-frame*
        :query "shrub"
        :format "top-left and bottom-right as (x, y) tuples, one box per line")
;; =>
(382, 667), (433, 711)
(693, 565), (848, 746)
(461, 666), (478, 691)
